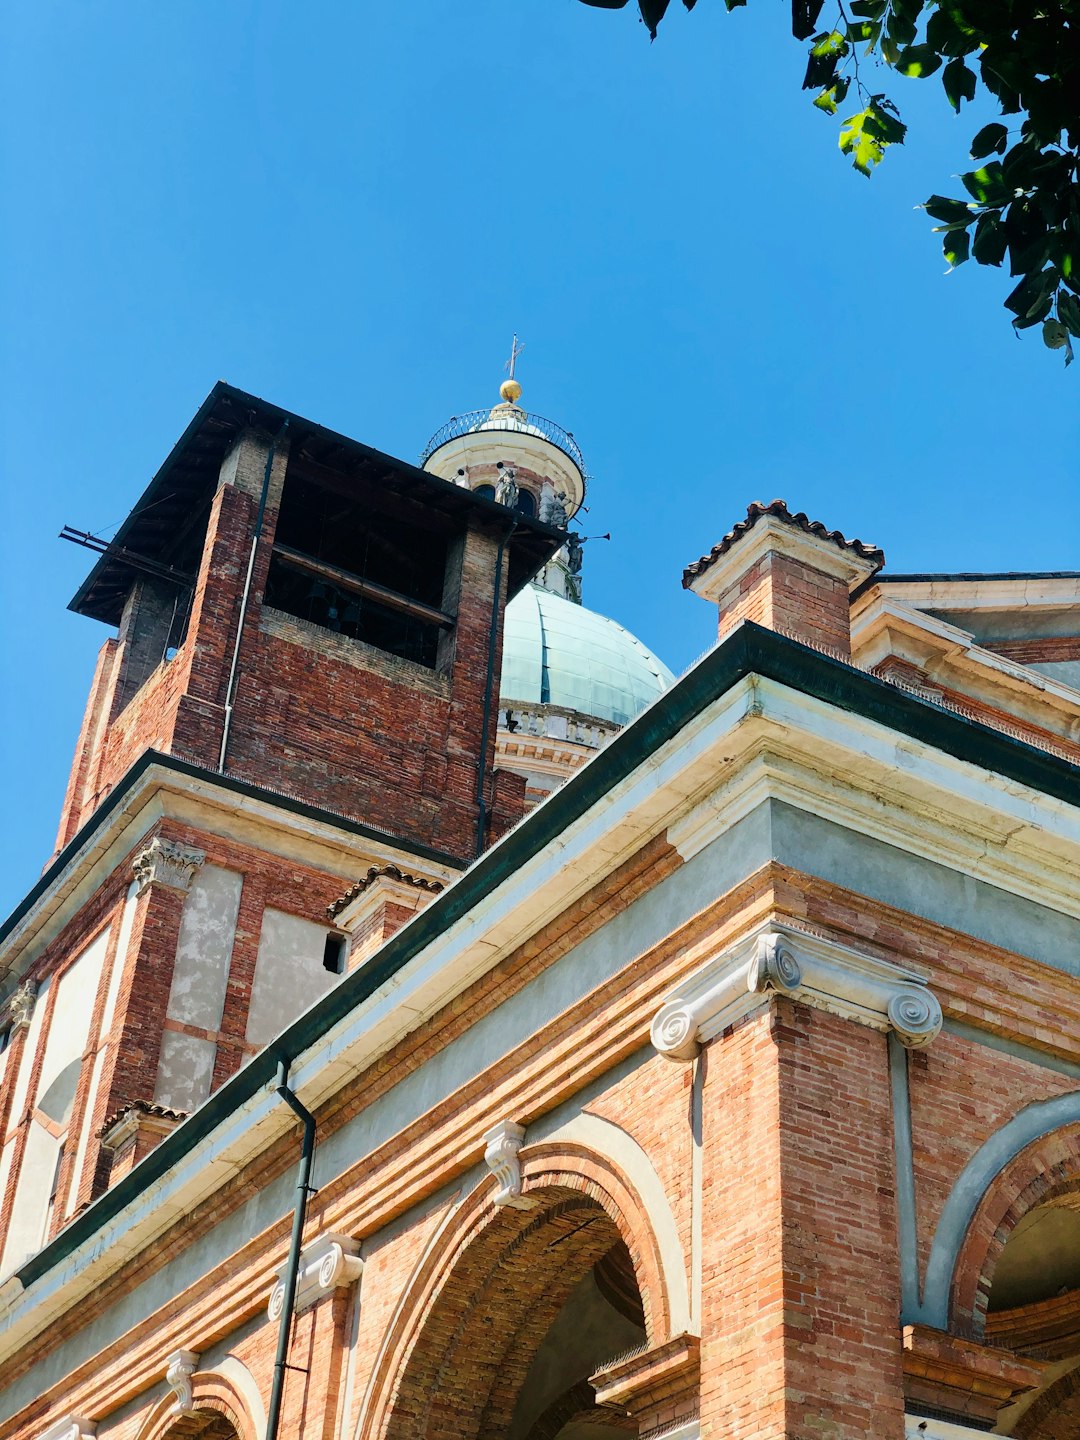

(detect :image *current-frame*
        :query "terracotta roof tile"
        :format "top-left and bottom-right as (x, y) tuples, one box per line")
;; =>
(682, 499), (884, 588)
(98, 1099), (187, 1138)
(328, 865), (444, 920)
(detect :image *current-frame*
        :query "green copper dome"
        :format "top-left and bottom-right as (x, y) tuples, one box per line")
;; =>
(500, 583), (675, 727)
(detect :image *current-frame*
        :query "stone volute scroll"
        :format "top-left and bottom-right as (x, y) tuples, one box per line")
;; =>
(165, 1349), (200, 1416)
(483, 1120), (538, 1209)
(650, 924), (943, 1062)
(266, 1232), (364, 1320)
(132, 837), (206, 895)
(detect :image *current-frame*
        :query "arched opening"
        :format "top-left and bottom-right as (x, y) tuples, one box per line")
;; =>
(383, 1191), (647, 1440)
(160, 1413), (239, 1440)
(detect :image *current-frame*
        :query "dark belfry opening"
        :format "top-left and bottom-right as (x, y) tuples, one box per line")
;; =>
(265, 470), (453, 669)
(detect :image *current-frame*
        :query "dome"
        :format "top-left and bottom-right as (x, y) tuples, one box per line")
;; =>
(500, 584), (675, 728)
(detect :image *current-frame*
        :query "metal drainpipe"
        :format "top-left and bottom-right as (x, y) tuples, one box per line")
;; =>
(266, 1060), (317, 1440)
(475, 519), (516, 856)
(218, 420), (290, 773)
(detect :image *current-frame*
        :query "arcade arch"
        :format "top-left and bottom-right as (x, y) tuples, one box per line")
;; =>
(364, 1144), (681, 1440)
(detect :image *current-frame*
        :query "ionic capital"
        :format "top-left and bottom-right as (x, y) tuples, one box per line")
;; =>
(650, 924), (942, 1062)
(267, 1232), (363, 1321)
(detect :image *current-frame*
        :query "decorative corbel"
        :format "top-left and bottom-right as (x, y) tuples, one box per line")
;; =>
(651, 924), (943, 1062)
(267, 1232), (364, 1320)
(133, 838), (205, 895)
(165, 1349), (200, 1416)
(483, 1120), (537, 1209)
(8, 978), (37, 1031)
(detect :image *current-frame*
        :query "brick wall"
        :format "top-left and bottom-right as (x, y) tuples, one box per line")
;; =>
(716, 550), (854, 656)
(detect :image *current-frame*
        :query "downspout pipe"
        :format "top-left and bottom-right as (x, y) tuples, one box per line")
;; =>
(266, 1060), (317, 1440)
(475, 519), (516, 856)
(218, 419), (290, 773)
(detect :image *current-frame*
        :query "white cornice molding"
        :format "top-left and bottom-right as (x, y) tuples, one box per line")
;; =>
(38, 1418), (97, 1440)
(650, 923), (942, 1061)
(266, 1232), (363, 1320)
(0, 762), (459, 992)
(687, 515), (880, 605)
(483, 1120), (537, 1209)
(165, 1349), (199, 1416)
(905, 1417), (1015, 1440)
(7, 671), (1080, 1371)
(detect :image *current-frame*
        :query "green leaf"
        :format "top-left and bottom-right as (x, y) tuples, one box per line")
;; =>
(813, 76), (850, 113)
(942, 58), (976, 112)
(1043, 317), (1069, 349)
(803, 30), (849, 89)
(970, 122), (1009, 159)
(1058, 291), (1080, 338)
(849, 0), (886, 15)
(638, 0), (671, 36)
(839, 108), (886, 176)
(961, 162), (1011, 206)
(1004, 268), (1057, 325)
(810, 28), (847, 56)
(862, 96), (906, 143)
(944, 228), (970, 268)
(972, 211), (1007, 266)
(846, 19), (877, 42)
(924, 194), (973, 224)
(896, 43), (941, 78)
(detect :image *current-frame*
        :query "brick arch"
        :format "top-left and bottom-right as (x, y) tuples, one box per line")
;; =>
(949, 1123), (1080, 1337)
(1014, 1362), (1080, 1439)
(359, 1141), (671, 1440)
(136, 1372), (258, 1440)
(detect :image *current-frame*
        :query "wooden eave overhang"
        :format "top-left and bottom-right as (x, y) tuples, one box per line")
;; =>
(69, 381), (566, 626)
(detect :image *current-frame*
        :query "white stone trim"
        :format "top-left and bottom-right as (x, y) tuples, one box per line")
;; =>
(483, 1120), (537, 1209)
(165, 1349), (199, 1415)
(132, 838), (205, 895)
(266, 1233), (363, 1320)
(7, 980), (36, 1031)
(686, 514), (880, 605)
(905, 1416), (1013, 1440)
(38, 1418), (96, 1440)
(650, 923), (942, 1062)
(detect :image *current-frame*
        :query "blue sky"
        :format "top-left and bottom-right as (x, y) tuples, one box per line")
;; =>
(2, 1), (1077, 918)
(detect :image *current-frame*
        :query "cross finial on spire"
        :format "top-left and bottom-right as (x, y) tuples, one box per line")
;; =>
(505, 334), (524, 381)
(500, 335), (525, 404)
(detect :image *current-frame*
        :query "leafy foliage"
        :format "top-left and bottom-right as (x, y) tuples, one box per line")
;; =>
(576, 0), (1080, 364)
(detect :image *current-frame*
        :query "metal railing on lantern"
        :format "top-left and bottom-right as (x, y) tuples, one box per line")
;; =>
(419, 410), (588, 478)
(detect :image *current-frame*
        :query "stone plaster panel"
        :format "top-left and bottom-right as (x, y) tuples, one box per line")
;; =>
(245, 908), (336, 1049)
(152, 1031), (217, 1115)
(166, 865), (243, 1032)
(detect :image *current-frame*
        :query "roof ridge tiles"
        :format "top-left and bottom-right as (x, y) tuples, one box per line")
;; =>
(682, 498), (884, 586)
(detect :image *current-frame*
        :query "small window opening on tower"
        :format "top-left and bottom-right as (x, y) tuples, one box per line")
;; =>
(323, 933), (347, 974)
(265, 470), (455, 669)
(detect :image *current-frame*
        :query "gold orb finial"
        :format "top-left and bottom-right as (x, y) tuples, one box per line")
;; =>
(500, 378), (523, 404)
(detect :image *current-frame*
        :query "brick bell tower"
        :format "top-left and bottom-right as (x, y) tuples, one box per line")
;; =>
(58, 382), (561, 861)
(0, 383), (563, 1265)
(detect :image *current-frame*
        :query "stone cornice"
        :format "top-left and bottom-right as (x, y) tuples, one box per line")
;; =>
(266, 1232), (363, 1320)
(8, 632), (1080, 1375)
(651, 923), (942, 1061)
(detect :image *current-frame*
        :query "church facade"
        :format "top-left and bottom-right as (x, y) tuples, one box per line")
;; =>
(1, 380), (1080, 1440)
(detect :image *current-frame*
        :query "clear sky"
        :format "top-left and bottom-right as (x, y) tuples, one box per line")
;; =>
(2, 2), (1077, 919)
